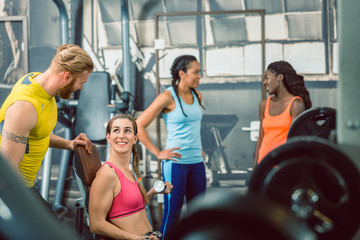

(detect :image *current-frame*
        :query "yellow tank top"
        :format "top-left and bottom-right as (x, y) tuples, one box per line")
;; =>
(0, 73), (57, 187)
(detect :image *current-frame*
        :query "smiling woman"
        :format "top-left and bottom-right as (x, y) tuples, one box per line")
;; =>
(136, 55), (207, 240)
(106, 117), (137, 153)
(88, 114), (172, 240)
(254, 61), (312, 168)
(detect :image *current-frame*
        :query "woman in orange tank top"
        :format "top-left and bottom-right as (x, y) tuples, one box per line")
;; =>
(254, 61), (312, 168)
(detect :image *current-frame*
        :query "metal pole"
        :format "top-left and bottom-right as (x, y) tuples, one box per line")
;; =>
(338, 2), (360, 239)
(52, 127), (71, 216)
(121, 0), (131, 93)
(121, 0), (134, 113)
(154, 12), (163, 228)
(261, 10), (266, 100)
(337, 0), (360, 165)
(40, 0), (69, 201)
(40, 147), (52, 201)
(53, 0), (69, 45)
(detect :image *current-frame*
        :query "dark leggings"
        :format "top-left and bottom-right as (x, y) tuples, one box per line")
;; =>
(160, 161), (206, 239)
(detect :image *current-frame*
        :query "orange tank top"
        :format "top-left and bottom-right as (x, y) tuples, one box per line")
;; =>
(258, 96), (302, 163)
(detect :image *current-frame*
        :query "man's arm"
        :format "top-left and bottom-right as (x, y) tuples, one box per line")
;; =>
(1, 101), (37, 172)
(49, 132), (92, 154)
(49, 134), (72, 150)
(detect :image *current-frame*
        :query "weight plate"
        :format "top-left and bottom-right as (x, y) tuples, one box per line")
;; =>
(167, 190), (316, 240)
(248, 137), (360, 240)
(287, 107), (336, 140)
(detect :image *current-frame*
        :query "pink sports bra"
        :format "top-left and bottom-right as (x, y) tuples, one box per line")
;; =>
(104, 162), (145, 220)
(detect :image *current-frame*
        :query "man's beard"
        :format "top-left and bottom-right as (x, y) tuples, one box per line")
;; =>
(58, 89), (73, 99)
(58, 80), (76, 99)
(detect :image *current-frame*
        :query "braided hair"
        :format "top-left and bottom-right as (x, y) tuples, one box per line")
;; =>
(170, 55), (205, 117)
(267, 61), (312, 110)
(106, 114), (149, 204)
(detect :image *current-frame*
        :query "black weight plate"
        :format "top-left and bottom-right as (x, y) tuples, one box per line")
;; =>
(167, 190), (316, 240)
(248, 137), (360, 240)
(0, 154), (74, 240)
(287, 107), (336, 140)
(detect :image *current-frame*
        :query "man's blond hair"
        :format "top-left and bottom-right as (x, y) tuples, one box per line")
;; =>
(50, 44), (94, 75)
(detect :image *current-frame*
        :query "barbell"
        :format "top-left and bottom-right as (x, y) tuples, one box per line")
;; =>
(248, 136), (360, 240)
(167, 189), (316, 240)
(166, 107), (359, 239)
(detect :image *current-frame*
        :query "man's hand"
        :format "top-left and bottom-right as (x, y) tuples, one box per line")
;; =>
(70, 133), (92, 154)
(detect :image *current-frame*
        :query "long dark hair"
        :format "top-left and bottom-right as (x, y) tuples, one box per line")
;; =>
(170, 55), (205, 117)
(106, 114), (149, 204)
(267, 61), (312, 110)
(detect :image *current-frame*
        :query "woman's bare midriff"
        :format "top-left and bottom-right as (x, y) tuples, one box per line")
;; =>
(110, 209), (152, 235)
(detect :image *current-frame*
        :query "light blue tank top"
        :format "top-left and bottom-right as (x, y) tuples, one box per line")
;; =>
(162, 86), (203, 164)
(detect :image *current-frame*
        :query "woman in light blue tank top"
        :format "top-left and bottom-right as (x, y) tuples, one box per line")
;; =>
(137, 55), (207, 239)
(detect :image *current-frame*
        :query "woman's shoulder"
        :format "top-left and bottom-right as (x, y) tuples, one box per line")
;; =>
(194, 89), (202, 97)
(157, 89), (174, 104)
(90, 163), (119, 193)
(259, 97), (269, 107)
(162, 89), (173, 97)
(290, 96), (305, 107)
(290, 97), (305, 116)
(291, 97), (305, 108)
(293, 96), (304, 102)
(96, 164), (117, 181)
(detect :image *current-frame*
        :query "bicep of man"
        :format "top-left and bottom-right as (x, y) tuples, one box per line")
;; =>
(1, 101), (37, 167)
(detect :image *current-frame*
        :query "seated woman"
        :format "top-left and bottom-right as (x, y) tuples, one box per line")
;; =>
(89, 114), (172, 240)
